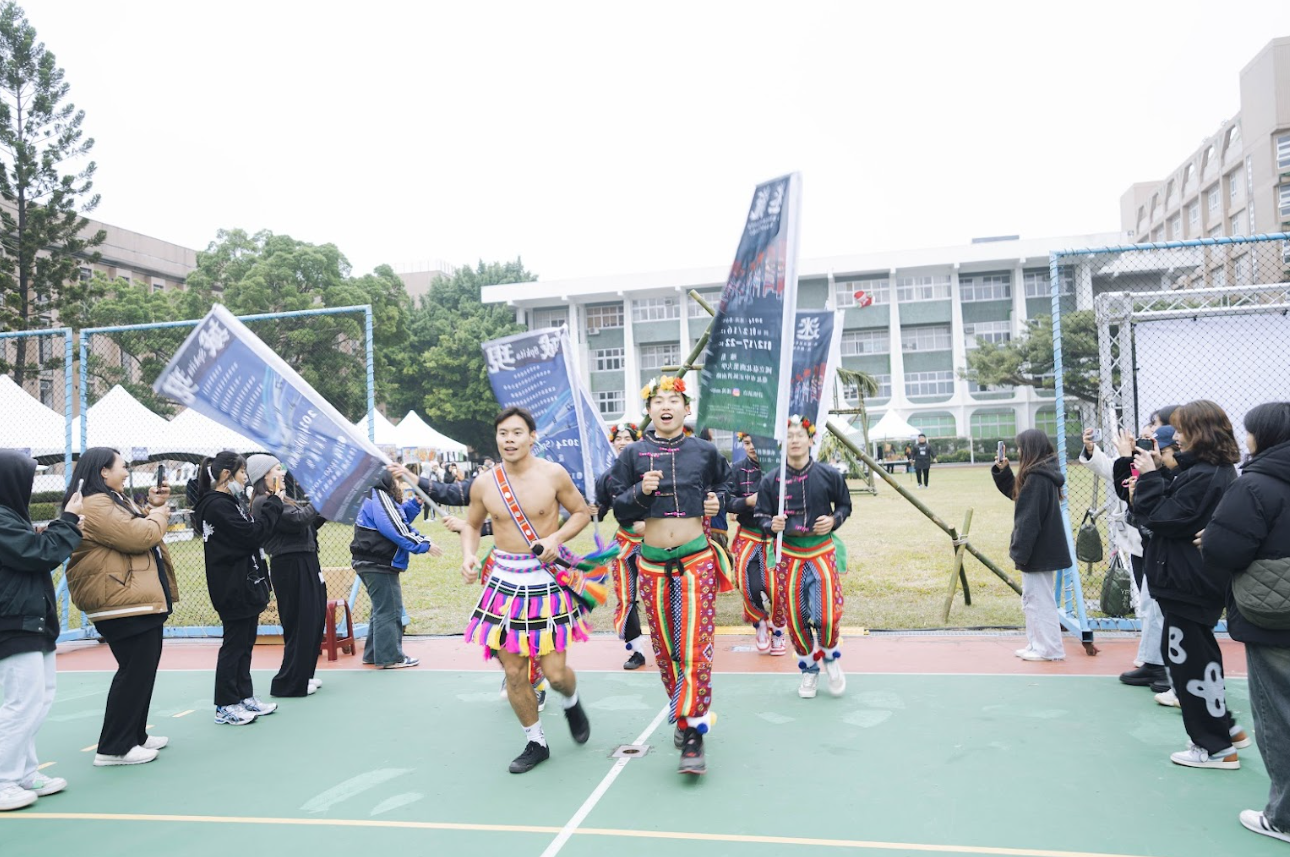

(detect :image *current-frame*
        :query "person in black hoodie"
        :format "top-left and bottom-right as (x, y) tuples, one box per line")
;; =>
(992, 429), (1072, 661)
(911, 434), (935, 488)
(0, 450), (82, 812)
(1200, 402), (1290, 841)
(1132, 399), (1246, 770)
(247, 455), (327, 699)
(192, 450), (284, 726)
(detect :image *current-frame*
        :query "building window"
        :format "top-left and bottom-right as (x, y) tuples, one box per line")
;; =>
(638, 342), (680, 371)
(1234, 254), (1252, 284)
(686, 290), (722, 318)
(968, 379), (1014, 394)
(1280, 185), (1290, 219)
(1229, 171), (1241, 201)
(970, 409), (1016, 439)
(585, 303), (624, 332)
(1023, 270), (1074, 297)
(843, 374), (891, 402)
(592, 348), (624, 372)
(1207, 225), (1223, 239)
(151, 281), (165, 294)
(1278, 134), (1290, 171)
(1168, 215), (1181, 240)
(912, 412), (957, 437)
(529, 307), (567, 330)
(1207, 186), (1220, 214)
(905, 371), (955, 397)
(900, 325), (952, 352)
(1187, 202), (1199, 229)
(1034, 407), (1058, 436)
(596, 390), (624, 416)
(632, 297), (680, 322)
(959, 273), (1011, 302)
(835, 278), (890, 308)
(39, 379), (53, 407)
(1230, 215), (1245, 237)
(840, 329), (889, 356)
(1224, 124), (1241, 154)
(895, 275), (951, 302)
(1151, 226), (1164, 242)
(964, 320), (1011, 349)
(1210, 267), (1227, 289)
(78, 266), (91, 281)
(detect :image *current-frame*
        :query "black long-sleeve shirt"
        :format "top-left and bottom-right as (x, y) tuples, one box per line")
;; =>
(612, 432), (731, 522)
(754, 460), (851, 536)
(727, 458), (764, 532)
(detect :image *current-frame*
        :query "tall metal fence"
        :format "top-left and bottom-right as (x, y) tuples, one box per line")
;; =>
(1050, 234), (1290, 638)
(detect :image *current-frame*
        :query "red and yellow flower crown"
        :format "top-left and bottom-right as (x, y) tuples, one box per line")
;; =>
(788, 414), (816, 438)
(608, 421), (642, 442)
(640, 376), (688, 402)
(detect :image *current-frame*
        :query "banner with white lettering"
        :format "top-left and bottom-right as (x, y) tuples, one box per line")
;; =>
(152, 304), (387, 524)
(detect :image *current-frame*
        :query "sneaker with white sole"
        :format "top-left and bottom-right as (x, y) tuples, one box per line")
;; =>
(308, 677), (323, 689)
(93, 745), (159, 767)
(1154, 688), (1180, 707)
(20, 773), (66, 797)
(142, 735), (169, 751)
(0, 784), (37, 811)
(754, 622), (771, 654)
(241, 697), (277, 716)
(770, 634), (787, 657)
(1240, 810), (1290, 844)
(382, 656), (419, 669)
(798, 672), (819, 699)
(214, 703), (257, 725)
(1230, 725), (1252, 749)
(824, 658), (846, 697)
(1170, 742), (1239, 770)
(1019, 650), (1064, 662)
(1015, 646), (1034, 657)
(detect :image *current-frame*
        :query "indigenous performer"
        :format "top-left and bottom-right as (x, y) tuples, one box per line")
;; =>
(728, 433), (775, 654)
(595, 421), (648, 670)
(458, 407), (594, 774)
(611, 377), (731, 775)
(755, 415), (852, 699)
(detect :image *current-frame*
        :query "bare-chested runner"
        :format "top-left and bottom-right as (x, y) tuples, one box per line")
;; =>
(458, 406), (593, 774)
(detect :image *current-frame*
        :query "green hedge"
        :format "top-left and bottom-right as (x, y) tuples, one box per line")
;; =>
(29, 502), (60, 521)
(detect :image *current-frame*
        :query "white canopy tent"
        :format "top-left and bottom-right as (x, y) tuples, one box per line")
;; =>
(0, 375), (70, 458)
(866, 410), (922, 443)
(160, 408), (266, 459)
(355, 410), (401, 448)
(393, 410), (468, 458)
(73, 385), (173, 460)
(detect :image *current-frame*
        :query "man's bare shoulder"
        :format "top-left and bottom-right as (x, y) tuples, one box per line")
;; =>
(530, 458), (573, 482)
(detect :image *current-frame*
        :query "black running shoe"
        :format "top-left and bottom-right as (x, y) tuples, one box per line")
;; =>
(564, 700), (591, 745)
(623, 651), (646, 670)
(678, 729), (706, 775)
(508, 741), (550, 774)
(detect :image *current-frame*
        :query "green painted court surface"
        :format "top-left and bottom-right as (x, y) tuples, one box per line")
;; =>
(1, 669), (1282, 857)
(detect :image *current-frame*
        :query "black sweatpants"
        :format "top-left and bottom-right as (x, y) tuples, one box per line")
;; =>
(916, 467), (930, 487)
(269, 554), (327, 697)
(215, 615), (259, 707)
(98, 625), (164, 755)
(1161, 610), (1236, 755)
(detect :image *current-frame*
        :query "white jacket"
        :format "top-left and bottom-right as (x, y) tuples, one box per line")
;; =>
(1077, 444), (1143, 559)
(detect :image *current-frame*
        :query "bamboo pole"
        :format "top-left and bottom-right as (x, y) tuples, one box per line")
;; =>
(941, 509), (974, 623)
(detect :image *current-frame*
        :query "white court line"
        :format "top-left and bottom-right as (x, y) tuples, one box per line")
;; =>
(538, 704), (670, 857)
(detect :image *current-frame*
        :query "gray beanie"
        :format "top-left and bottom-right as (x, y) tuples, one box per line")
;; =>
(245, 454), (281, 487)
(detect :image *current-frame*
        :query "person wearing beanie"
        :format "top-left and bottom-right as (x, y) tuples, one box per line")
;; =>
(248, 456), (328, 698)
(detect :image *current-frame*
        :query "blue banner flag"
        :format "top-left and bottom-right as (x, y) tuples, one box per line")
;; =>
(152, 305), (387, 524)
(482, 327), (616, 501)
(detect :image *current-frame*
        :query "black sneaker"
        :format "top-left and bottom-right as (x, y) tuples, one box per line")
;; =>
(508, 741), (550, 774)
(564, 700), (590, 745)
(1150, 679), (1172, 694)
(678, 728), (706, 775)
(1119, 664), (1166, 687)
(673, 726), (685, 749)
(623, 651), (646, 670)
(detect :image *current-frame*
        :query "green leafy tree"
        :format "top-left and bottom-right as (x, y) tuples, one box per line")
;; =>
(962, 310), (1100, 405)
(392, 259), (533, 453)
(0, 1), (105, 384)
(80, 276), (186, 414)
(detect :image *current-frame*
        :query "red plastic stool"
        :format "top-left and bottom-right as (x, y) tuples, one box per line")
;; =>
(322, 598), (355, 661)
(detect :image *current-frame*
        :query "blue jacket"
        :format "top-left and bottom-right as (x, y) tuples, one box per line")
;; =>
(349, 489), (431, 572)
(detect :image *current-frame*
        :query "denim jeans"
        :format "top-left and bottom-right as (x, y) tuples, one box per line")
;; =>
(1136, 595), (1165, 667)
(1247, 644), (1290, 830)
(359, 570), (406, 666)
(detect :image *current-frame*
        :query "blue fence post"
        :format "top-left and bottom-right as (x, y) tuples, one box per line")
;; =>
(365, 305), (376, 443)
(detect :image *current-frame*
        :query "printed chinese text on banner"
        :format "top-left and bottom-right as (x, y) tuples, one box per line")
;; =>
(152, 305), (387, 524)
(697, 173), (801, 442)
(482, 327), (616, 501)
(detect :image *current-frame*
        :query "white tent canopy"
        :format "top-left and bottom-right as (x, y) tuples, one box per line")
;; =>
(160, 408), (266, 459)
(0, 375), (70, 458)
(866, 410), (922, 443)
(393, 410), (468, 456)
(74, 385), (173, 459)
(355, 410), (400, 447)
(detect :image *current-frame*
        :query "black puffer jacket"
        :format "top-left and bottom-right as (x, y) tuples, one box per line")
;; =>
(1203, 440), (1290, 647)
(251, 495), (323, 559)
(992, 457), (1072, 573)
(0, 451), (82, 660)
(1133, 451), (1237, 623)
(193, 490), (283, 620)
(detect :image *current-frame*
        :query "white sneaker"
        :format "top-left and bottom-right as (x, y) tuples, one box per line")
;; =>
(93, 746), (158, 767)
(1015, 647), (1034, 658)
(770, 635), (787, 657)
(1019, 650), (1063, 662)
(798, 672), (819, 699)
(1240, 810), (1290, 844)
(214, 703), (257, 725)
(307, 677), (322, 691)
(20, 773), (67, 797)
(241, 696), (277, 716)
(0, 784), (37, 811)
(824, 658), (846, 697)
(142, 736), (169, 751)
(754, 622), (771, 654)
(1154, 688), (1180, 708)
(1230, 725), (1252, 749)
(1170, 742), (1239, 770)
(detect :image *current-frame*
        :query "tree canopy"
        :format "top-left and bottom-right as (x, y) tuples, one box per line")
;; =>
(962, 310), (1099, 404)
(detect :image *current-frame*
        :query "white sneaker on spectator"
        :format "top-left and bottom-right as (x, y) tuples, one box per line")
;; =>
(1170, 742), (1239, 770)
(0, 784), (37, 811)
(1154, 688), (1180, 707)
(1230, 725), (1252, 749)
(1240, 810), (1290, 844)
(1015, 647), (1034, 657)
(142, 735), (169, 750)
(1019, 650), (1063, 662)
(93, 746), (158, 766)
(307, 678), (322, 692)
(824, 658), (846, 697)
(241, 696), (277, 715)
(214, 703), (257, 725)
(19, 773), (65, 797)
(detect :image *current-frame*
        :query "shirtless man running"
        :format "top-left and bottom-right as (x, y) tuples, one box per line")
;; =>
(459, 406), (593, 774)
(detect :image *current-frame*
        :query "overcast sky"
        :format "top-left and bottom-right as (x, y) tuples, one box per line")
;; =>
(18, 0), (1290, 281)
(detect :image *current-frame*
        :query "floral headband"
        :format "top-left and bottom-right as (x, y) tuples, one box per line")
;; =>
(608, 421), (642, 442)
(640, 375), (689, 402)
(788, 414), (816, 438)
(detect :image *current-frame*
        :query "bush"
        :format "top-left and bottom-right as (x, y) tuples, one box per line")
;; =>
(29, 502), (59, 521)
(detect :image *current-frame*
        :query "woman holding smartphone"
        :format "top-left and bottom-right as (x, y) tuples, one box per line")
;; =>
(247, 455), (327, 698)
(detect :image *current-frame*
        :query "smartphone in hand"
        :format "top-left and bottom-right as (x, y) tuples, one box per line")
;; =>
(996, 441), (1006, 462)
(156, 464), (167, 488)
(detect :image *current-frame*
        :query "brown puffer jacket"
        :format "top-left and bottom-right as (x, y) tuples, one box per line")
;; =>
(66, 493), (179, 623)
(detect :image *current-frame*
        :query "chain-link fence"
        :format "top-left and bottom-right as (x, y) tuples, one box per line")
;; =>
(77, 306), (376, 637)
(1051, 234), (1290, 636)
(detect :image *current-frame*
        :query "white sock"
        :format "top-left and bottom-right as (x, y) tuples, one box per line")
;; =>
(626, 635), (644, 652)
(561, 690), (579, 710)
(523, 721), (547, 747)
